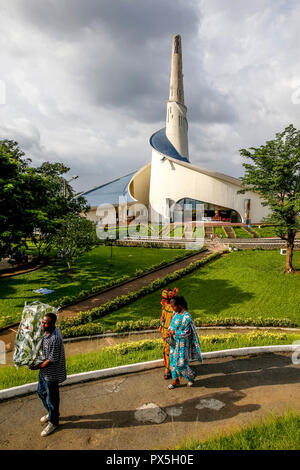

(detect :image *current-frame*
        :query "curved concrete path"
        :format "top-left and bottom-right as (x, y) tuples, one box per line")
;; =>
(0, 352), (299, 450)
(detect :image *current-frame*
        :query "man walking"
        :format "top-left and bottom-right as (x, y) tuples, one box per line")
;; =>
(30, 312), (66, 437)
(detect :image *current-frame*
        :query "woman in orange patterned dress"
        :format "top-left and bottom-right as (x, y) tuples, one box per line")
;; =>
(159, 287), (178, 379)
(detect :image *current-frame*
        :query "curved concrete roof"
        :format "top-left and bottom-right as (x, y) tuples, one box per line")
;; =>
(165, 154), (243, 187)
(149, 127), (189, 163)
(81, 171), (137, 208)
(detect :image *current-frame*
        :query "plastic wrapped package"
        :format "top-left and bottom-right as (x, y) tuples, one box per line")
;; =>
(13, 301), (59, 368)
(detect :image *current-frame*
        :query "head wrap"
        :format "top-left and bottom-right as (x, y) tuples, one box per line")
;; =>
(161, 287), (178, 306)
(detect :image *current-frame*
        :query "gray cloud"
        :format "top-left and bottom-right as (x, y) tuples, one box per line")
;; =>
(0, 0), (300, 193)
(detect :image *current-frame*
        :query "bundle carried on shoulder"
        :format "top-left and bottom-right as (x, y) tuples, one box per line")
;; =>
(13, 301), (59, 368)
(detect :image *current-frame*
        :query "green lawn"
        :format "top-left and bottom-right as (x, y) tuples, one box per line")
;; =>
(170, 226), (185, 238)
(193, 225), (205, 239)
(169, 225), (205, 239)
(1, 331), (298, 390)
(232, 226), (253, 238)
(174, 411), (300, 450)
(100, 250), (300, 329)
(213, 227), (227, 237)
(252, 225), (279, 238)
(0, 245), (188, 326)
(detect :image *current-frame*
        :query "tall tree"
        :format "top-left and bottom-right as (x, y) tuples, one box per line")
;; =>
(239, 124), (300, 273)
(32, 162), (89, 259)
(0, 140), (36, 256)
(53, 214), (98, 273)
(0, 140), (89, 259)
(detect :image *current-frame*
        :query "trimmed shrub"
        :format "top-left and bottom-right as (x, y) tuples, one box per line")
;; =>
(58, 251), (224, 333)
(52, 250), (203, 309)
(61, 322), (104, 338)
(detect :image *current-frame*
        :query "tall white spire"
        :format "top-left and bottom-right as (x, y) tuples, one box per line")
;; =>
(166, 34), (189, 161)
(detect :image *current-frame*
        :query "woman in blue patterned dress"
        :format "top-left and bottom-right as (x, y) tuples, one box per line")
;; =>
(166, 296), (202, 389)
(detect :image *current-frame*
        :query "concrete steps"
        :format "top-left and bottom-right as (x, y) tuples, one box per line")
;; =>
(223, 226), (236, 238)
(243, 226), (258, 238)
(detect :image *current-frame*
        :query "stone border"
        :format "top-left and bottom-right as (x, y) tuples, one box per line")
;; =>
(0, 344), (298, 402)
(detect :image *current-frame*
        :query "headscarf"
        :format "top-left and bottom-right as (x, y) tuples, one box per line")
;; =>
(161, 287), (178, 306)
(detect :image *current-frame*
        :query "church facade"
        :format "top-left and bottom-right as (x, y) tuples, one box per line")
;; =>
(83, 35), (269, 225)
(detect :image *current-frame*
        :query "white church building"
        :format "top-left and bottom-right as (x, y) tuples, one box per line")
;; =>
(82, 35), (269, 226)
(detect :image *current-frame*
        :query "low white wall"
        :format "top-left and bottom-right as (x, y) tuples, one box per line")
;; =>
(0, 345), (297, 401)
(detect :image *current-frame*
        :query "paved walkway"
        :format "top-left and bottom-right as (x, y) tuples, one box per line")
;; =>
(1, 352), (299, 450)
(1, 248), (223, 364)
(0, 249), (218, 351)
(59, 248), (216, 320)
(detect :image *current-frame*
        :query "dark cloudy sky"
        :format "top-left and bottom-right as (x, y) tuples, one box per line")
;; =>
(1, 0), (300, 192)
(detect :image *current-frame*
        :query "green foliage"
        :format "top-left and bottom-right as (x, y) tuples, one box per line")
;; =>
(0, 140), (36, 256)
(54, 215), (98, 272)
(175, 412), (300, 450)
(100, 250), (300, 330)
(51, 250), (196, 308)
(114, 316), (296, 333)
(252, 225), (279, 238)
(239, 124), (300, 270)
(0, 140), (89, 259)
(52, 274), (131, 308)
(31, 162), (89, 259)
(232, 227), (253, 238)
(194, 316), (297, 327)
(1, 331), (299, 390)
(0, 246), (190, 327)
(57, 251), (223, 332)
(61, 322), (104, 338)
(0, 315), (14, 329)
(60, 315), (297, 338)
(114, 319), (160, 332)
(213, 227), (227, 238)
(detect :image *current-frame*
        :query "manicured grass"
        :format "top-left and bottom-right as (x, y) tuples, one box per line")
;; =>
(100, 250), (300, 329)
(170, 226), (185, 238)
(213, 227), (226, 238)
(174, 411), (300, 450)
(170, 225), (205, 239)
(0, 245), (188, 326)
(193, 225), (205, 239)
(1, 331), (298, 390)
(232, 226), (253, 238)
(252, 225), (278, 238)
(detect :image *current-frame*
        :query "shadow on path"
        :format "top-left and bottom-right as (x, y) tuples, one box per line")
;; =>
(191, 353), (300, 391)
(59, 390), (259, 431)
(56, 353), (300, 433)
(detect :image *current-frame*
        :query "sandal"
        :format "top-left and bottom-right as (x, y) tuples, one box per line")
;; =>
(168, 378), (180, 389)
(164, 373), (171, 380)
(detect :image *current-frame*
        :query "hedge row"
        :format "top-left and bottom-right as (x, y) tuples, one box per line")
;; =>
(60, 322), (104, 338)
(115, 316), (298, 332)
(51, 274), (130, 308)
(58, 251), (223, 332)
(60, 315), (298, 339)
(52, 250), (201, 309)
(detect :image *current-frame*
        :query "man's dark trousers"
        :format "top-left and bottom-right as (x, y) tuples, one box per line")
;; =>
(37, 372), (60, 426)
